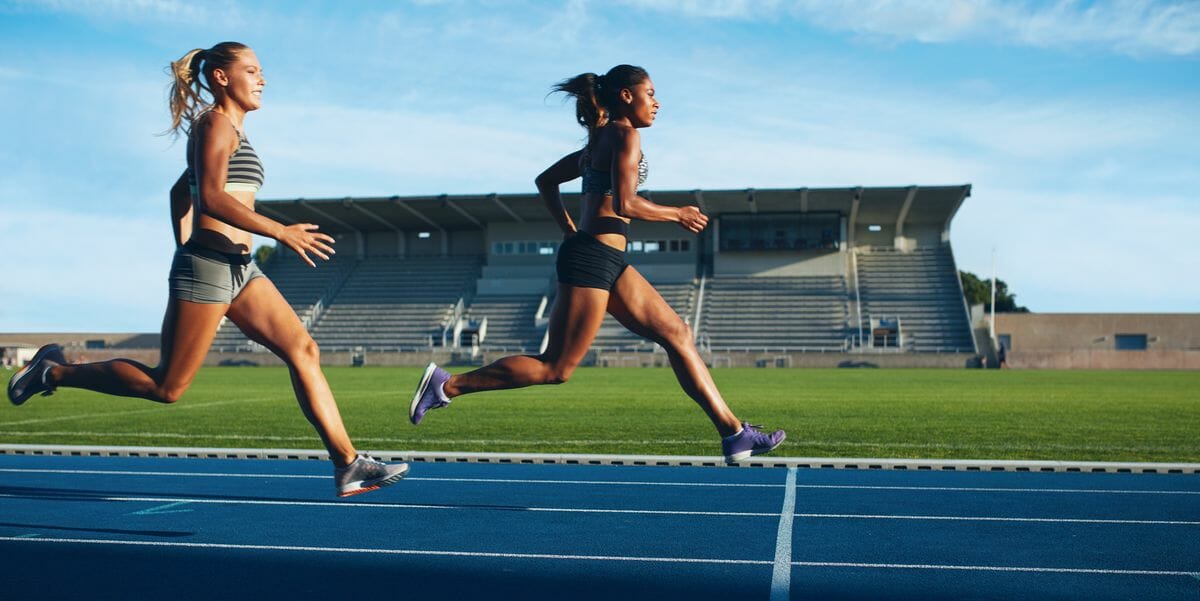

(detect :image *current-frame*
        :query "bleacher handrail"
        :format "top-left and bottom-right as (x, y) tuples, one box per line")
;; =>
(851, 248), (864, 348)
(691, 273), (706, 343)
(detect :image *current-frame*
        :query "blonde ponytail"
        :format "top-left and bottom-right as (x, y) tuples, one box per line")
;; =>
(162, 41), (249, 138)
(165, 48), (208, 137)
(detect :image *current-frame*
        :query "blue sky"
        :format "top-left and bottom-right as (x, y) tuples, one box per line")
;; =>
(1, 0), (1197, 332)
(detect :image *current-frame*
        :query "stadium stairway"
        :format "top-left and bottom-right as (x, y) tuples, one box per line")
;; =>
(466, 293), (547, 353)
(856, 247), (976, 353)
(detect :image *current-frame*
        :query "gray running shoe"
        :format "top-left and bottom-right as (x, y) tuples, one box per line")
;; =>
(722, 422), (786, 464)
(8, 344), (66, 406)
(409, 362), (451, 425)
(334, 454), (409, 497)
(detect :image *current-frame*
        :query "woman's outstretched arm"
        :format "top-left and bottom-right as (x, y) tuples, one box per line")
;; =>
(610, 128), (707, 233)
(192, 114), (334, 266)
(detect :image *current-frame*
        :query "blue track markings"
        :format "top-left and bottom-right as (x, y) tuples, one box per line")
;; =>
(0, 454), (1196, 600)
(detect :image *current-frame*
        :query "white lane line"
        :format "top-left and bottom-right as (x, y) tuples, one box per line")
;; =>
(0, 537), (1194, 579)
(0, 468), (769, 487)
(2, 469), (1197, 496)
(790, 561), (1200, 577)
(0, 468), (325, 479)
(793, 513), (1200, 526)
(0, 492), (1193, 525)
(1, 431), (1189, 454)
(794, 484), (1200, 496)
(0, 536), (766, 565)
(0, 493), (776, 517)
(771, 467), (797, 601)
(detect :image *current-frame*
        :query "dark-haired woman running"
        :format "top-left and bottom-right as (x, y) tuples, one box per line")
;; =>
(410, 65), (784, 463)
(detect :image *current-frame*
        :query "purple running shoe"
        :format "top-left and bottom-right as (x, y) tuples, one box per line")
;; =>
(722, 422), (786, 464)
(409, 362), (451, 425)
(8, 343), (66, 406)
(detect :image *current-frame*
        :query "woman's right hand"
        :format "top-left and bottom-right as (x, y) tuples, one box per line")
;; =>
(277, 223), (336, 268)
(678, 206), (709, 233)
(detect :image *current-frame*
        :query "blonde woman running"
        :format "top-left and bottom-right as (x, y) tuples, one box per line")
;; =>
(7, 42), (407, 497)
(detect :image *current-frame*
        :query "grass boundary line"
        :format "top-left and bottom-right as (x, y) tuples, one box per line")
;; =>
(1, 444), (1198, 474)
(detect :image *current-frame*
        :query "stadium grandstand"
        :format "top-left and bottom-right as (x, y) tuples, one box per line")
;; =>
(198, 185), (978, 368)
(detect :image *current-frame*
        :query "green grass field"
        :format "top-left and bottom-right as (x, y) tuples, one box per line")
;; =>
(3, 367), (1198, 462)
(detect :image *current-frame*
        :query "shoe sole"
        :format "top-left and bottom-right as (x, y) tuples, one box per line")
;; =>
(409, 362), (439, 425)
(725, 431), (787, 465)
(337, 463), (411, 497)
(8, 344), (62, 406)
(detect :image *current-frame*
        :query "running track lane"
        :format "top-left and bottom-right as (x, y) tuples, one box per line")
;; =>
(0, 454), (1197, 600)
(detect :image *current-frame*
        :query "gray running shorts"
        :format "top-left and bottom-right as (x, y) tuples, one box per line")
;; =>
(169, 242), (266, 304)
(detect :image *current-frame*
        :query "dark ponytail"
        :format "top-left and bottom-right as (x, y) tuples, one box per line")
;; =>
(553, 64), (649, 139)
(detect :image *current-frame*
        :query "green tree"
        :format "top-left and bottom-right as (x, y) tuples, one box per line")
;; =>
(254, 244), (276, 268)
(959, 270), (1029, 312)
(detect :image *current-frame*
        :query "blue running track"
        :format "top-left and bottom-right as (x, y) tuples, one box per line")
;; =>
(0, 454), (1197, 600)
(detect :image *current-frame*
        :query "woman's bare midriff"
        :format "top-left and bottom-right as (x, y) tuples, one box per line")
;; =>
(189, 190), (257, 254)
(578, 192), (630, 251)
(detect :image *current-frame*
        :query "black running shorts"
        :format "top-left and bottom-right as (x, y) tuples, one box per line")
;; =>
(555, 231), (629, 291)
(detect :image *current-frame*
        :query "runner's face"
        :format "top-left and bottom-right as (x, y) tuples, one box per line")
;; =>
(624, 79), (659, 128)
(216, 49), (266, 112)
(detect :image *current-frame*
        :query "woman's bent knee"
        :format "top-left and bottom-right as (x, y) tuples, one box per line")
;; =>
(285, 337), (321, 366)
(533, 356), (575, 385)
(659, 320), (694, 349)
(154, 385), (187, 404)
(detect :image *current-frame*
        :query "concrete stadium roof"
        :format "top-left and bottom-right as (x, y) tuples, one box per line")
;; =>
(256, 185), (971, 234)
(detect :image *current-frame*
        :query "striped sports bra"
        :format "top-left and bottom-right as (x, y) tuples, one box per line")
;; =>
(580, 147), (647, 196)
(187, 112), (266, 195)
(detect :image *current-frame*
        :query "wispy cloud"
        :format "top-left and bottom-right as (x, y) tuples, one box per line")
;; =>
(628, 0), (1200, 56)
(0, 208), (173, 331)
(952, 189), (1200, 312)
(9, 0), (212, 22)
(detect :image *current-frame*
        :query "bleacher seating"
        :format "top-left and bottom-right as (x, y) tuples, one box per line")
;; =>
(467, 294), (546, 352)
(856, 247), (975, 352)
(699, 276), (849, 351)
(209, 245), (976, 358)
(310, 256), (481, 351)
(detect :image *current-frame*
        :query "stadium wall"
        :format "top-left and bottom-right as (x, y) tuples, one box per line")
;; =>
(713, 251), (844, 277)
(994, 313), (1200, 370)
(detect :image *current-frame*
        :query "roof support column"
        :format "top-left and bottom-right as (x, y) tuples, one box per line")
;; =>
(895, 186), (918, 252)
(394, 199), (447, 257)
(346, 199), (405, 257)
(847, 187), (862, 250)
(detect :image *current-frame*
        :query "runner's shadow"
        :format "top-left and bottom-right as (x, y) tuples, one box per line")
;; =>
(0, 521), (193, 538)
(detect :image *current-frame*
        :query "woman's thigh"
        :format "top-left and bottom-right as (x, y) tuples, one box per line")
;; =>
(543, 283), (610, 365)
(606, 266), (689, 346)
(225, 277), (311, 360)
